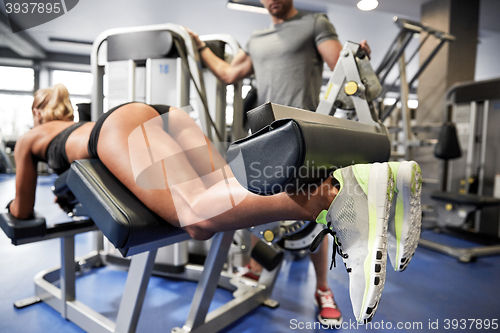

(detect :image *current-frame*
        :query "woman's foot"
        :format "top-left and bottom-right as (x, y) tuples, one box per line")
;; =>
(311, 163), (394, 323)
(387, 161), (422, 271)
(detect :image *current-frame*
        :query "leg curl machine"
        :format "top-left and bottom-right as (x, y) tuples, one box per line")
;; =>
(0, 41), (391, 332)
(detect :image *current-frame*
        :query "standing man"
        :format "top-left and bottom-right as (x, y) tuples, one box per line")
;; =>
(188, 0), (370, 327)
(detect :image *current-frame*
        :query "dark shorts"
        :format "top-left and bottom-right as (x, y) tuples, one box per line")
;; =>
(87, 102), (171, 159)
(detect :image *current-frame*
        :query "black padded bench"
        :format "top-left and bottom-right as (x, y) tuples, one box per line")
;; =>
(0, 158), (281, 333)
(432, 191), (500, 208)
(67, 159), (190, 256)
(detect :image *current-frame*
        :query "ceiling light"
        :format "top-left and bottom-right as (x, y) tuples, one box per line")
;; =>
(357, 0), (379, 11)
(227, 1), (268, 14)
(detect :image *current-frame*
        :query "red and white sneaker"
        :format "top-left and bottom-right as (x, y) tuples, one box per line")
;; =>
(314, 287), (343, 327)
(235, 264), (260, 281)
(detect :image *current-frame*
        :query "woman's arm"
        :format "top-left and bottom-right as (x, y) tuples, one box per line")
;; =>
(9, 134), (38, 219)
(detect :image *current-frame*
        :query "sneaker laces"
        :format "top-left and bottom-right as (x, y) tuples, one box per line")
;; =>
(317, 290), (336, 309)
(310, 222), (349, 270)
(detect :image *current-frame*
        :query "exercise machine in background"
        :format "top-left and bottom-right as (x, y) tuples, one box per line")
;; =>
(375, 17), (455, 161)
(419, 78), (500, 262)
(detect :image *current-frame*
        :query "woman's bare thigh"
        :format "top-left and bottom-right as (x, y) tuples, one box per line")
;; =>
(96, 103), (205, 227)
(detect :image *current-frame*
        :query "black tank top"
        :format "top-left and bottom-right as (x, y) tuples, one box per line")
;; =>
(45, 122), (88, 175)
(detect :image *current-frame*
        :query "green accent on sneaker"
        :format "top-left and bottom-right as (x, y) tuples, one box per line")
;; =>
(316, 210), (329, 227)
(394, 190), (404, 270)
(388, 162), (400, 178)
(316, 168), (347, 229)
(333, 168), (345, 192)
(414, 163), (423, 190)
(356, 164), (380, 317)
(388, 162), (399, 198)
(352, 164), (371, 196)
(411, 169), (417, 195)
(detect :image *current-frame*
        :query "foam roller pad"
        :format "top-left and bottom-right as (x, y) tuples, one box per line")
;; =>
(227, 116), (390, 195)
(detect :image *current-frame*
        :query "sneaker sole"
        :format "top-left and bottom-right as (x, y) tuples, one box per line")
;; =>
(393, 161), (422, 272)
(317, 314), (343, 327)
(354, 162), (393, 323)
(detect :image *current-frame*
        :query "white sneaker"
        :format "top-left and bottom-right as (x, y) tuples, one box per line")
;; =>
(387, 161), (422, 271)
(312, 163), (394, 323)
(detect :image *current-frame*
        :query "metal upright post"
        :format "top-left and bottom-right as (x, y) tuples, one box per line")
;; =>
(60, 236), (76, 319)
(114, 250), (158, 333)
(464, 101), (477, 194)
(183, 231), (235, 330)
(127, 60), (136, 102)
(397, 35), (414, 160)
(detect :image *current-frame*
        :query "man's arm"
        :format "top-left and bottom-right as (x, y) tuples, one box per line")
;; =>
(317, 39), (343, 71)
(317, 39), (372, 71)
(186, 28), (253, 85)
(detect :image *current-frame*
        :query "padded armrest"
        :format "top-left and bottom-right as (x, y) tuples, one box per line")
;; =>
(67, 160), (187, 255)
(0, 211), (46, 240)
(432, 191), (500, 208)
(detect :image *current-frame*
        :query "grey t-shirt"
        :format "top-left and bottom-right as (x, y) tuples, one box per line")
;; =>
(245, 12), (338, 111)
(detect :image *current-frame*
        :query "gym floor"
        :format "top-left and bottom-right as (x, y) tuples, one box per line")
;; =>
(1, 175), (499, 333)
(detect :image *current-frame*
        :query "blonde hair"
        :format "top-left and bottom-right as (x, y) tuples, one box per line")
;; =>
(32, 83), (74, 123)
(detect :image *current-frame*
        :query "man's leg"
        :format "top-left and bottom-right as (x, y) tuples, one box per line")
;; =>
(311, 237), (342, 326)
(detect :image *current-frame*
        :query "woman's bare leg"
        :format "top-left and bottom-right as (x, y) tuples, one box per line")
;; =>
(163, 107), (233, 187)
(97, 103), (337, 239)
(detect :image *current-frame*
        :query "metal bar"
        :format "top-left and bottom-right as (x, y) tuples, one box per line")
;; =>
(408, 38), (447, 88)
(232, 80), (246, 141)
(176, 254), (282, 333)
(398, 38), (413, 160)
(406, 31), (431, 66)
(465, 102), (477, 194)
(199, 34), (244, 141)
(475, 101), (489, 233)
(477, 100), (489, 196)
(189, 286), (268, 333)
(93, 230), (104, 252)
(123, 232), (191, 257)
(381, 31), (430, 98)
(316, 55), (346, 115)
(381, 77), (400, 100)
(184, 231), (235, 330)
(375, 28), (405, 75)
(146, 58), (153, 104)
(114, 249), (158, 333)
(215, 74), (227, 142)
(440, 105), (454, 192)
(66, 300), (115, 333)
(419, 238), (500, 262)
(340, 46), (380, 126)
(177, 57), (190, 108)
(91, 39), (105, 120)
(379, 32), (413, 86)
(128, 60), (136, 102)
(60, 236), (76, 319)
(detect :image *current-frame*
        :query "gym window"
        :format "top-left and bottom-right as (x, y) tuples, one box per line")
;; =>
(0, 66), (35, 141)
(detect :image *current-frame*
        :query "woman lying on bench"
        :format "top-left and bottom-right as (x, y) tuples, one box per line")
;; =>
(6, 83), (421, 323)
